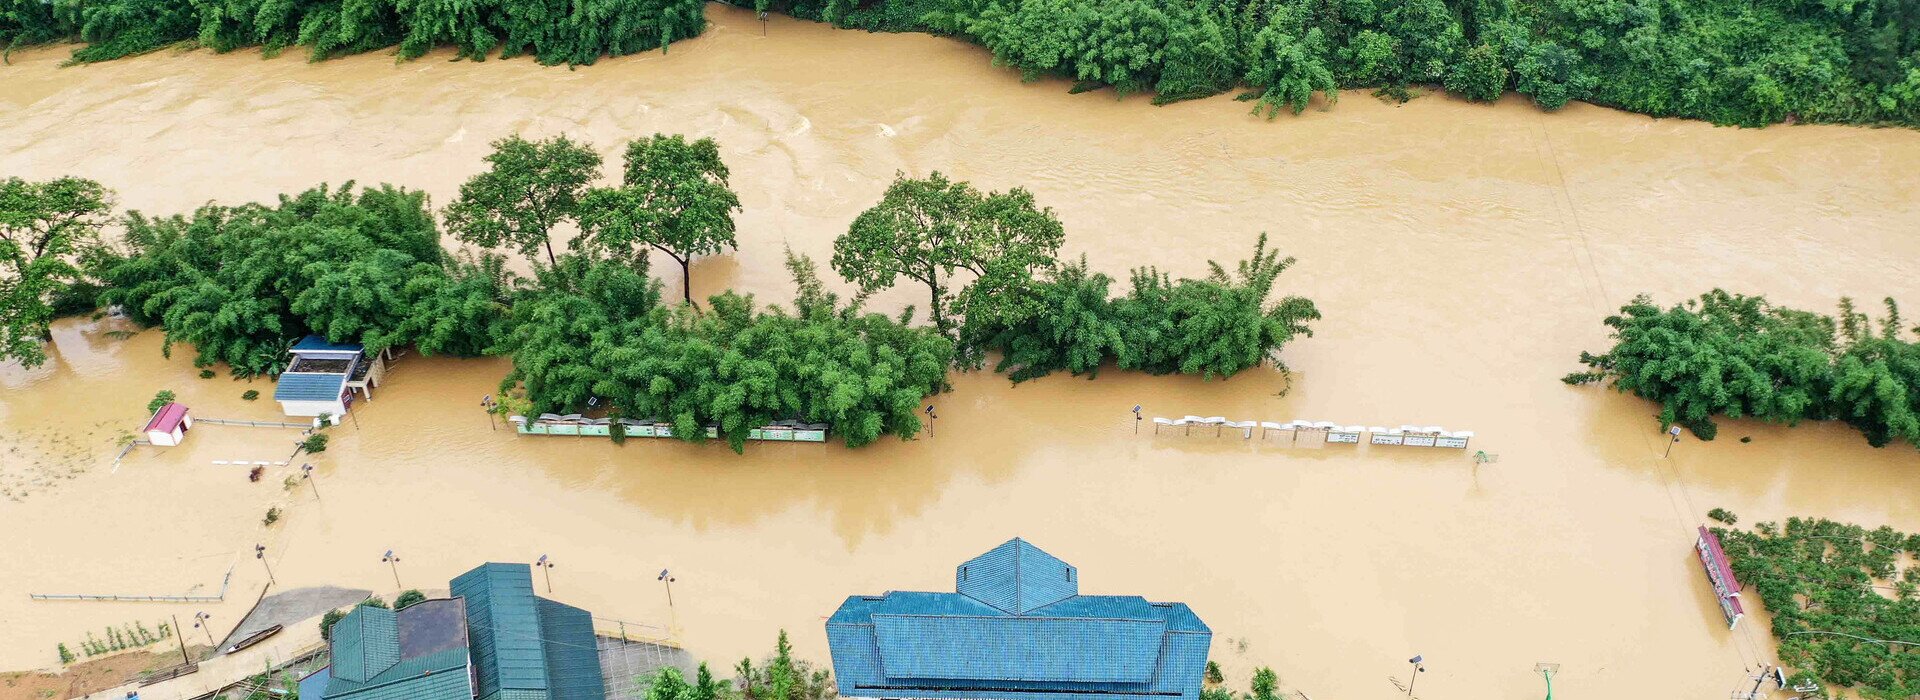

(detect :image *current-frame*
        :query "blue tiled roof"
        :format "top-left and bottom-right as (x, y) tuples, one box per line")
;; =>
(293, 335), (365, 354)
(275, 372), (347, 402)
(826, 539), (1211, 700)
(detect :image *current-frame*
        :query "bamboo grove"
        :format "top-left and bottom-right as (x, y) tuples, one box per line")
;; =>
(6, 0), (1918, 128)
(1566, 290), (1920, 450)
(1, 135), (1321, 452)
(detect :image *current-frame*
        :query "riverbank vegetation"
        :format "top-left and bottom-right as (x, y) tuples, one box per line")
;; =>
(1715, 517), (1920, 697)
(5, 131), (1316, 451)
(8, 1), (1917, 129)
(0, 0), (707, 65)
(642, 631), (834, 700)
(772, 0), (1920, 128)
(1565, 290), (1920, 449)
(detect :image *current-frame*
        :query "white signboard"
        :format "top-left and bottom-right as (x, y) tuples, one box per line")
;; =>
(1403, 434), (1438, 447)
(1371, 433), (1404, 445)
(1435, 436), (1469, 448)
(1328, 431), (1361, 444)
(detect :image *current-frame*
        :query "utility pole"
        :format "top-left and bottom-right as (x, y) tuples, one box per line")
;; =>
(302, 463), (322, 502)
(255, 544), (276, 587)
(170, 614), (191, 666)
(383, 550), (402, 589)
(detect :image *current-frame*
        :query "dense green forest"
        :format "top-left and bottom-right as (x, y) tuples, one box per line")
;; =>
(2, 135), (1317, 451)
(1565, 290), (1920, 449)
(770, 0), (1920, 127)
(5, 0), (1916, 128)
(0, 0), (706, 64)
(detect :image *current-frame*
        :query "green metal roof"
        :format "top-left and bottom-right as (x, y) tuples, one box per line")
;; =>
(451, 563), (571, 700)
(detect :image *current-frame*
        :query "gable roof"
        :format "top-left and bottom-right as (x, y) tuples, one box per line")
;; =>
(276, 372), (347, 402)
(451, 563), (553, 700)
(956, 538), (1079, 614)
(144, 403), (188, 433)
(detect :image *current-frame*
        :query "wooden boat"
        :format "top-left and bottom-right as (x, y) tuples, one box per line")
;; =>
(223, 624), (282, 654)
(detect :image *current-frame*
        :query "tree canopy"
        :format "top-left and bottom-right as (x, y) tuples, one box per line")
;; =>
(1567, 290), (1920, 448)
(444, 134), (603, 267)
(0, 176), (112, 367)
(578, 133), (742, 306)
(831, 171), (1064, 335)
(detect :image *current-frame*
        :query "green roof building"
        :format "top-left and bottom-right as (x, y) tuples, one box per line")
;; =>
(307, 563), (604, 700)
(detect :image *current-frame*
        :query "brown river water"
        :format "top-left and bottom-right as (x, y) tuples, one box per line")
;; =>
(4, 6), (1920, 698)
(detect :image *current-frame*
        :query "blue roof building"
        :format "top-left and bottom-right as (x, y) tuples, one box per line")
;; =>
(310, 563), (604, 700)
(826, 539), (1211, 700)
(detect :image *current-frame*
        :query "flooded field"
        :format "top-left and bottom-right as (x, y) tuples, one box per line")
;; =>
(4, 5), (1920, 699)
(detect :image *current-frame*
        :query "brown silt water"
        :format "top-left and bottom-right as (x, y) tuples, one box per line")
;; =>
(4, 6), (1920, 699)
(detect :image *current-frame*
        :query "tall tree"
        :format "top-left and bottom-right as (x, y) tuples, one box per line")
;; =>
(578, 134), (742, 305)
(0, 176), (112, 367)
(831, 171), (1064, 334)
(444, 134), (602, 267)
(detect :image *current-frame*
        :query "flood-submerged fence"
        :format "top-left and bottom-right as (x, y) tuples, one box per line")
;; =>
(1151, 417), (1474, 449)
(30, 563), (236, 602)
(511, 414), (830, 443)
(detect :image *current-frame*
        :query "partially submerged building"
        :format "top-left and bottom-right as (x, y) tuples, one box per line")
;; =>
(300, 563), (604, 700)
(826, 538), (1211, 700)
(143, 402), (191, 446)
(274, 336), (388, 418)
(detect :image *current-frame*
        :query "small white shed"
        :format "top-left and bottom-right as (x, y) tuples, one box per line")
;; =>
(144, 403), (192, 446)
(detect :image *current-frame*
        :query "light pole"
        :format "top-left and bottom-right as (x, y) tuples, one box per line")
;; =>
(1663, 425), (1682, 458)
(193, 612), (215, 650)
(658, 569), (677, 632)
(383, 550), (402, 589)
(1132, 404), (1142, 434)
(924, 405), (936, 437)
(255, 544), (276, 587)
(1405, 655), (1425, 698)
(301, 463), (322, 502)
(536, 555), (554, 593)
(482, 395), (497, 431)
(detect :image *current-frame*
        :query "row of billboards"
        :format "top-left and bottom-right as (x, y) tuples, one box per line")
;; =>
(1153, 417), (1475, 449)
(510, 415), (830, 443)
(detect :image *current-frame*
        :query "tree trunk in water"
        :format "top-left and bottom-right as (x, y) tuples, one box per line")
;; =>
(681, 259), (693, 306)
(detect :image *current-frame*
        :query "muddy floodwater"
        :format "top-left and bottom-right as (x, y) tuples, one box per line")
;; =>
(5, 6), (1920, 699)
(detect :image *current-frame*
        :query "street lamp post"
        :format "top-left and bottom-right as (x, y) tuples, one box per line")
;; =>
(301, 463), (321, 502)
(1132, 405), (1142, 434)
(1663, 425), (1682, 458)
(482, 395), (497, 431)
(536, 555), (554, 593)
(255, 544), (276, 587)
(657, 570), (676, 608)
(1405, 655), (1425, 698)
(194, 612), (215, 650)
(924, 405), (936, 437)
(383, 550), (402, 589)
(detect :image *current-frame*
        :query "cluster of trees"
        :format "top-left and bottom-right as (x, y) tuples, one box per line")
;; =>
(6, 135), (1318, 451)
(767, 0), (1920, 127)
(1565, 290), (1920, 449)
(644, 631), (835, 700)
(970, 241), (1319, 383)
(1716, 517), (1920, 695)
(0, 176), (112, 369)
(830, 171), (1318, 381)
(0, 0), (707, 65)
(89, 182), (507, 376)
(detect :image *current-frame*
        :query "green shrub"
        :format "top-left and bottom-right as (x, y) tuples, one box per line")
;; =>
(198, 369), (216, 379)
(262, 507), (280, 526)
(1708, 508), (1737, 525)
(146, 390), (176, 414)
(241, 390), (259, 401)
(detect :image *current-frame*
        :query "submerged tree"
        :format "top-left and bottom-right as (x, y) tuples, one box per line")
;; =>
(444, 134), (602, 267)
(578, 134), (742, 306)
(0, 176), (112, 367)
(831, 171), (1064, 335)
